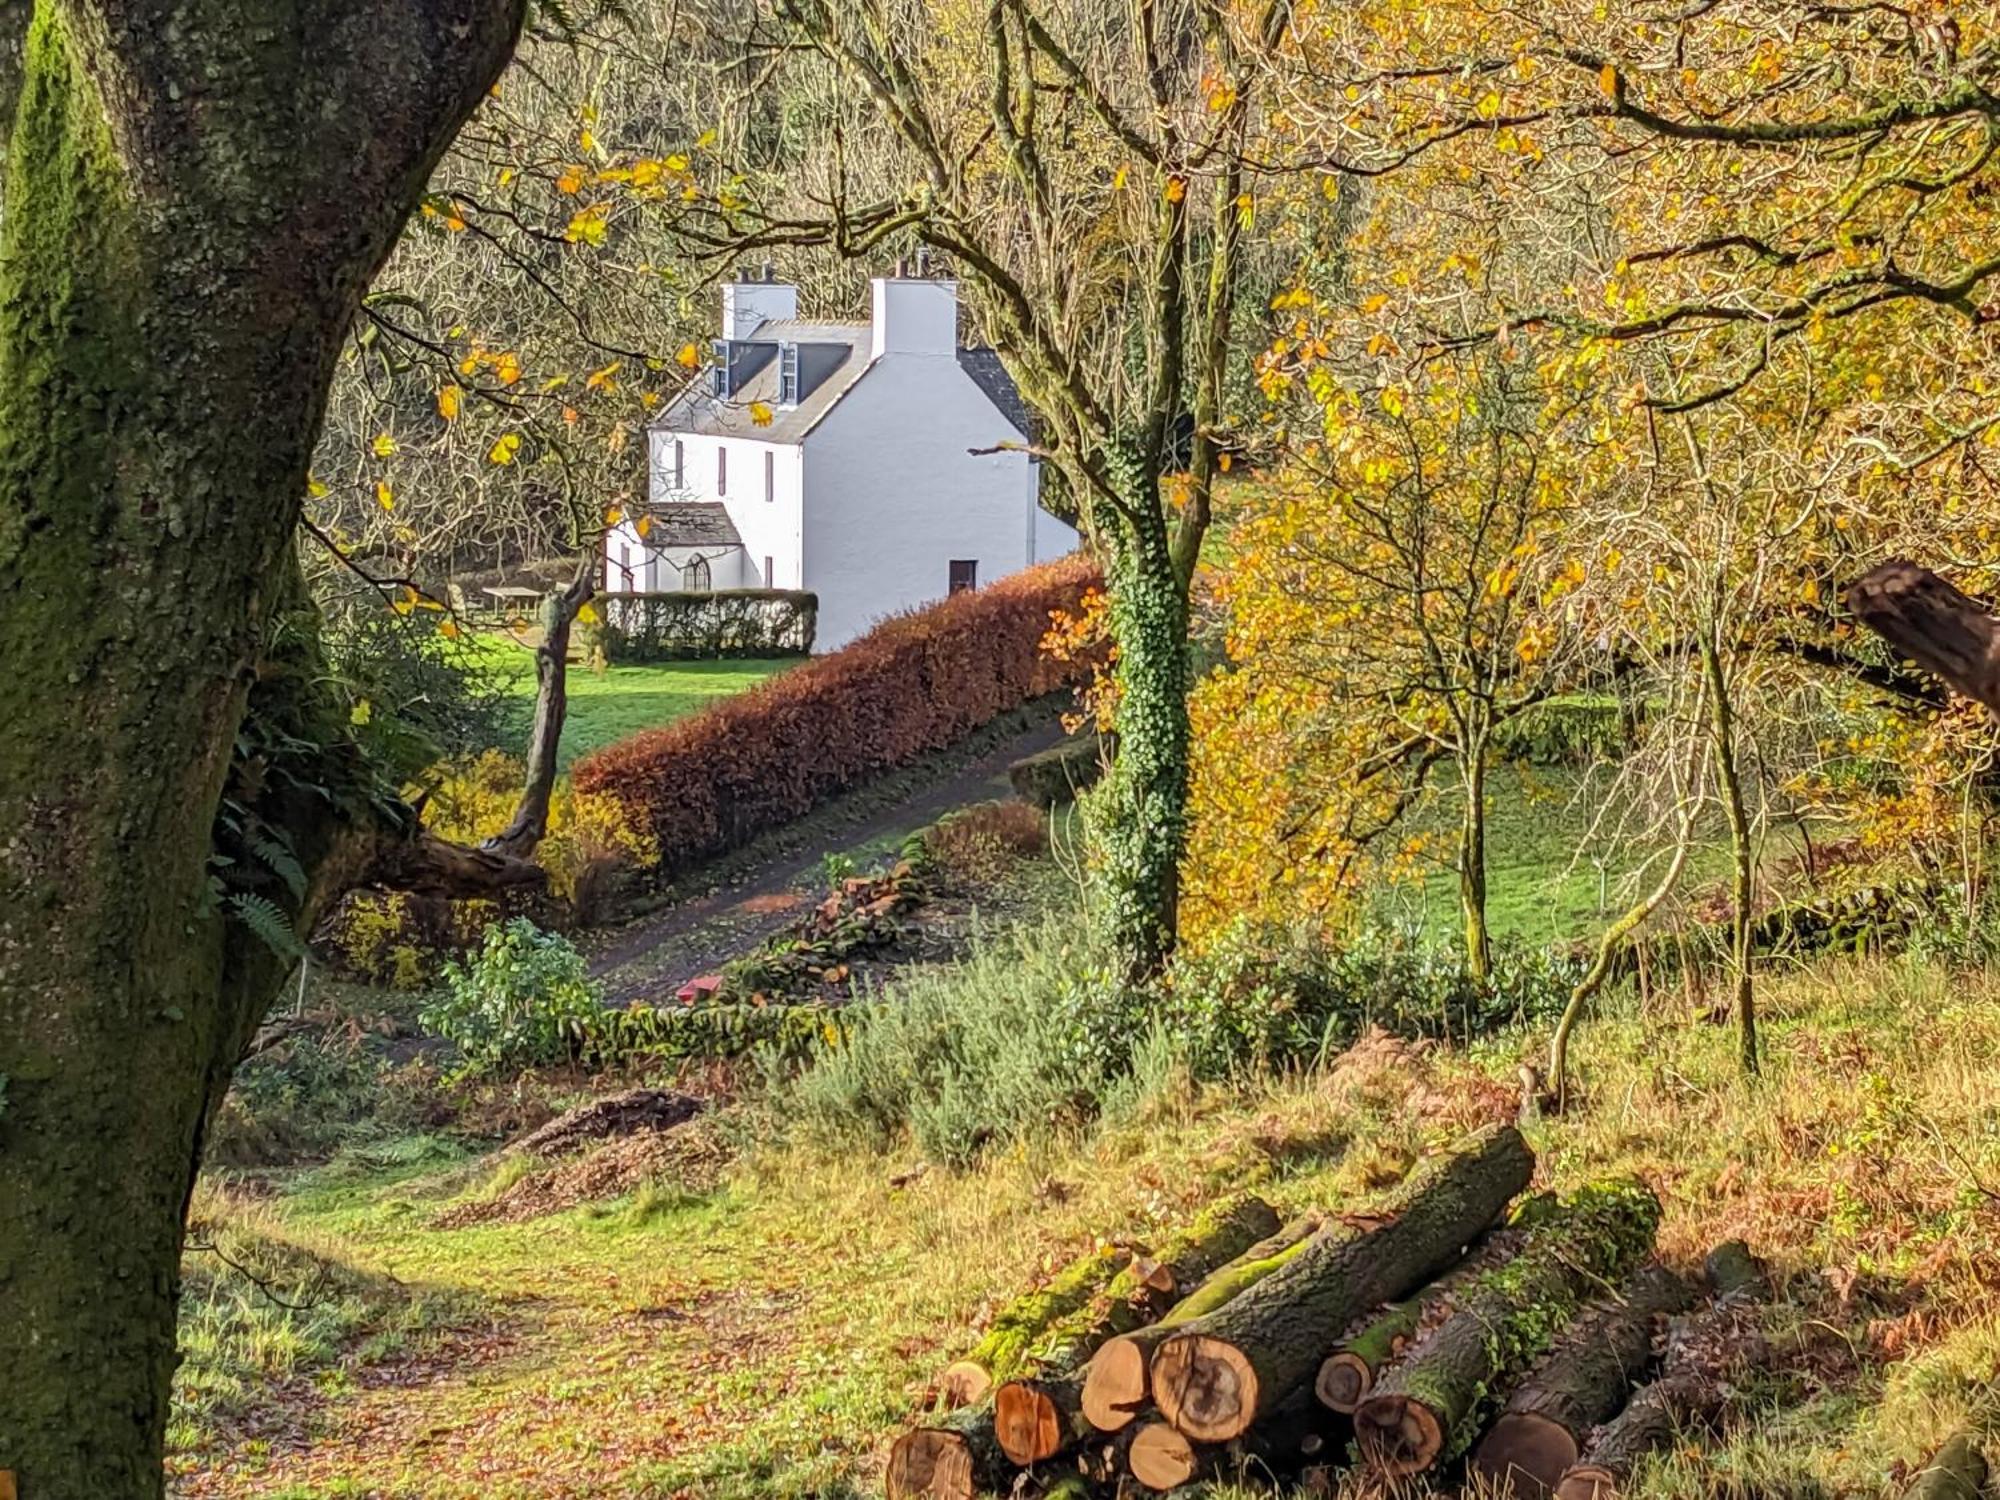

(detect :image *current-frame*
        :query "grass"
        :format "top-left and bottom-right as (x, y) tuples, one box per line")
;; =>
(470, 632), (794, 768)
(174, 945), (2000, 1499)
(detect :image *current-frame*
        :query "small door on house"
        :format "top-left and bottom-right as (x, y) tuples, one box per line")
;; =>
(949, 559), (978, 594)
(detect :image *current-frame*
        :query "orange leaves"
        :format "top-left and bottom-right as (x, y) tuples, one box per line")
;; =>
(437, 384), (463, 421)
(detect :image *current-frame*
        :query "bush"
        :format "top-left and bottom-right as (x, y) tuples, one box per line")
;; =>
(1168, 919), (1587, 1077)
(602, 588), (817, 661)
(574, 556), (1102, 881)
(769, 915), (1133, 1168)
(422, 919), (605, 1078)
(1008, 734), (1109, 808)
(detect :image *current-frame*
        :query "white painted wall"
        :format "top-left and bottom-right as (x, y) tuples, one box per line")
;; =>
(802, 351), (1076, 649)
(641, 429), (803, 590)
(871, 277), (958, 359)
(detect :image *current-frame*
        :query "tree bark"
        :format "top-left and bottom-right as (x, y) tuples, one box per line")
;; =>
(1700, 625), (1758, 1077)
(1552, 1242), (1771, 1500)
(1353, 1181), (1661, 1478)
(1314, 1208), (1552, 1414)
(1471, 1263), (1694, 1497)
(991, 1193), (1280, 1463)
(1082, 1212), (1324, 1433)
(1149, 1124), (1535, 1442)
(0, 1), (522, 1493)
(940, 1243), (1129, 1407)
(485, 554), (596, 859)
(1903, 1434), (1989, 1500)
(1844, 559), (2000, 717)
(1459, 731), (1493, 988)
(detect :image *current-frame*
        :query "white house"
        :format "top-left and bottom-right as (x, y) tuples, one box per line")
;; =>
(604, 263), (1079, 650)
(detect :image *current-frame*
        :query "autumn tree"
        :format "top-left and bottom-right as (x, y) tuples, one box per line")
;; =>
(703, 0), (1291, 984)
(0, 2), (528, 1492)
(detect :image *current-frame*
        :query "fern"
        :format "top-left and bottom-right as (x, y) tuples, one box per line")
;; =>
(247, 831), (308, 902)
(227, 893), (307, 962)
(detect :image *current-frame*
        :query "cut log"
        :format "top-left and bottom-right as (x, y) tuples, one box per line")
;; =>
(1353, 1179), (1661, 1478)
(885, 1405), (1011, 1500)
(1845, 560), (2000, 716)
(1081, 1211), (1324, 1433)
(1471, 1263), (1694, 1497)
(1150, 1123), (1536, 1442)
(987, 1194), (1280, 1461)
(1314, 1199), (1555, 1414)
(1126, 1388), (1333, 1494)
(1552, 1242), (1772, 1500)
(1904, 1433), (1989, 1500)
(1129, 1419), (1208, 1491)
(940, 1243), (1129, 1407)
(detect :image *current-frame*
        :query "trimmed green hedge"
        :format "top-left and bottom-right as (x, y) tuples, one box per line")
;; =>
(602, 589), (816, 661)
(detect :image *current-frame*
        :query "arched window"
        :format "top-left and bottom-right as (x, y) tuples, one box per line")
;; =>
(682, 555), (712, 591)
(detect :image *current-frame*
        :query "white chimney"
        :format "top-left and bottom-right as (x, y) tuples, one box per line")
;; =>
(871, 273), (958, 360)
(721, 266), (797, 340)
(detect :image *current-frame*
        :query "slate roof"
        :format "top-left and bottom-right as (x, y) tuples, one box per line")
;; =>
(649, 319), (1035, 446)
(955, 347), (1035, 443)
(646, 501), (743, 548)
(651, 321), (870, 443)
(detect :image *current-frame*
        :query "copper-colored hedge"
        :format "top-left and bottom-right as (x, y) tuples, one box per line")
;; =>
(572, 555), (1101, 877)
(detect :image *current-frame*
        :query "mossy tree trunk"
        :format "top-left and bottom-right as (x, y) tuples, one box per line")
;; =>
(488, 555), (597, 858)
(0, 2), (523, 1494)
(1700, 624), (1759, 1076)
(1457, 729), (1493, 989)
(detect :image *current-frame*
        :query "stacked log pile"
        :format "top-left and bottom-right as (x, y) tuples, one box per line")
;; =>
(884, 1126), (1792, 1500)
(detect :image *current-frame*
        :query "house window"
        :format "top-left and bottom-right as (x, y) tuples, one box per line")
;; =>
(682, 556), (711, 591)
(949, 559), (979, 594)
(672, 439), (684, 488)
(716, 446), (727, 496)
(764, 450), (775, 502)
(710, 339), (732, 397)
(778, 342), (800, 406)
(764, 555), (776, 588)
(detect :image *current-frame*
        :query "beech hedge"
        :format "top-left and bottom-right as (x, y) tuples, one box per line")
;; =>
(573, 555), (1101, 878)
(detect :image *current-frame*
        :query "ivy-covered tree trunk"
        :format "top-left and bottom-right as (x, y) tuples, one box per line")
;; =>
(1095, 478), (1192, 989)
(0, 2), (521, 1494)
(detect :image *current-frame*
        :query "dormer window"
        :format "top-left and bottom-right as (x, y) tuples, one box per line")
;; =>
(778, 342), (800, 407)
(710, 339), (733, 398)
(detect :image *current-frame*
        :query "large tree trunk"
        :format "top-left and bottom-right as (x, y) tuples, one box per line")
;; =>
(1353, 1181), (1661, 1479)
(1148, 1125), (1535, 1442)
(486, 554), (596, 859)
(0, 2), (522, 1494)
(1094, 465), (1192, 988)
(1470, 1263), (1693, 1497)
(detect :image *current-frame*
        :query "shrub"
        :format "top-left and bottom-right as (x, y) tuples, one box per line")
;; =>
(1492, 696), (1629, 768)
(1168, 918), (1587, 1077)
(1008, 734), (1109, 808)
(768, 915), (1133, 1168)
(573, 556), (1102, 882)
(422, 919), (605, 1078)
(602, 589), (817, 661)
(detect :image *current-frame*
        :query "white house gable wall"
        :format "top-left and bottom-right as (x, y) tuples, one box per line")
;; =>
(802, 355), (1038, 649)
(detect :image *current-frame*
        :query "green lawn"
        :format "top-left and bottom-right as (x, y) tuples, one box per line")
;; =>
(475, 635), (795, 768)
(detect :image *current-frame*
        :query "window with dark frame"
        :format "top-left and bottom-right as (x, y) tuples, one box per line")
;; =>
(682, 556), (711, 590)
(672, 438), (684, 488)
(716, 446), (727, 496)
(764, 555), (775, 588)
(778, 342), (800, 406)
(949, 559), (978, 594)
